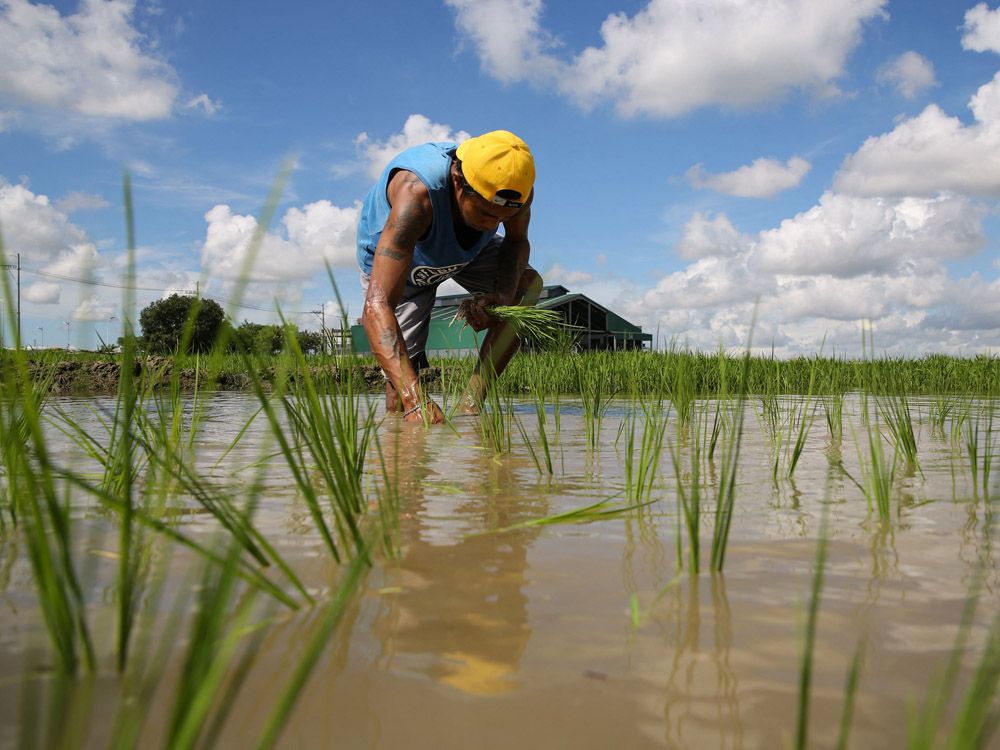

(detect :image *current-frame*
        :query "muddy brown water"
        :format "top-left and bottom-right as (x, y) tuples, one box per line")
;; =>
(1, 393), (998, 748)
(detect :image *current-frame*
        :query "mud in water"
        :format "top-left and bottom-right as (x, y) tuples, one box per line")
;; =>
(1, 393), (998, 748)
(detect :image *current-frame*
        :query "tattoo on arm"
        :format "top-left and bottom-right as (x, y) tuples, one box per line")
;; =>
(391, 201), (428, 242)
(377, 246), (408, 261)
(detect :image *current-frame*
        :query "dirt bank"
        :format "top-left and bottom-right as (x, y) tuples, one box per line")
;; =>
(9, 357), (419, 395)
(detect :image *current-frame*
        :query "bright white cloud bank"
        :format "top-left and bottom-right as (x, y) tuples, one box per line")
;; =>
(0, 178), (96, 266)
(0, 177), (129, 327)
(686, 157), (811, 198)
(200, 200), (361, 285)
(834, 73), (1000, 197)
(447, 0), (888, 117)
(617, 196), (994, 354)
(0, 0), (179, 120)
(595, 72), (1000, 355)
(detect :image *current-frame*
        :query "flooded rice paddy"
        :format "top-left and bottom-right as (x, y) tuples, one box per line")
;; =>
(1, 391), (998, 748)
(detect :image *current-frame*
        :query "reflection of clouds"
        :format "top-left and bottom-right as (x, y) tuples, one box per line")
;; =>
(374, 421), (548, 695)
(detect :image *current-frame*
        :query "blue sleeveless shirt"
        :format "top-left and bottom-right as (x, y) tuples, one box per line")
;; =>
(356, 142), (496, 286)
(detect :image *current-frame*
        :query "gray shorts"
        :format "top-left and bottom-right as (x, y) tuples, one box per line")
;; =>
(360, 236), (534, 368)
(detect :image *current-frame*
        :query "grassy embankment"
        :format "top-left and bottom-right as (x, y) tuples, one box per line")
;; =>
(6, 347), (1000, 397)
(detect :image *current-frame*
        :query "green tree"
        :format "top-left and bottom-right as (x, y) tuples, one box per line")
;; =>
(296, 329), (323, 355)
(138, 295), (225, 354)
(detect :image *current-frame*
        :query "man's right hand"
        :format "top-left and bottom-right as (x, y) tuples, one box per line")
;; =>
(403, 399), (445, 424)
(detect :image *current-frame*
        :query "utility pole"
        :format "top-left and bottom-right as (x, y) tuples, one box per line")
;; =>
(1, 253), (20, 347)
(64, 321), (70, 350)
(314, 305), (327, 356)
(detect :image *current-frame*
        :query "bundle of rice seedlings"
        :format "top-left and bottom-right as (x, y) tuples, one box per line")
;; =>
(454, 300), (568, 346)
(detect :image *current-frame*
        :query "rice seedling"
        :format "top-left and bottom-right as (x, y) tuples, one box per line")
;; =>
(794, 511), (829, 750)
(962, 406), (997, 500)
(852, 391), (897, 524)
(238, 320), (380, 565)
(576, 358), (613, 449)
(516, 401), (553, 475)
(454, 302), (569, 347)
(878, 393), (921, 475)
(478, 370), (515, 456)
(622, 398), (669, 501)
(708, 350), (750, 572)
(787, 356), (820, 480)
(669, 419), (703, 573)
(928, 393), (955, 436)
(823, 391), (845, 444)
(533, 393), (554, 474)
(667, 344), (697, 427)
(669, 338), (751, 574)
(768, 396), (819, 482)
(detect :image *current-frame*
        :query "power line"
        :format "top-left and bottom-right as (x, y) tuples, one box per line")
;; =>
(20, 265), (322, 317)
(29, 268), (195, 294)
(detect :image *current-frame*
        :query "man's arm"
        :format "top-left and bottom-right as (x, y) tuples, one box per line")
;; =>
(362, 171), (444, 423)
(496, 194), (532, 304)
(462, 191), (534, 333)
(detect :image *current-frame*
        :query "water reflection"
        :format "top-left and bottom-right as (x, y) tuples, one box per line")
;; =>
(658, 574), (743, 749)
(373, 423), (547, 696)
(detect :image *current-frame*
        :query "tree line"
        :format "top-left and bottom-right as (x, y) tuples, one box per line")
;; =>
(137, 294), (333, 355)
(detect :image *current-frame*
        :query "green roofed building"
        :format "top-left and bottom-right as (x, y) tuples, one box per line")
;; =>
(350, 285), (652, 356)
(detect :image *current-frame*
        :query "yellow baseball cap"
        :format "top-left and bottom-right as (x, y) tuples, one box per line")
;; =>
(455, 130), (534, 209)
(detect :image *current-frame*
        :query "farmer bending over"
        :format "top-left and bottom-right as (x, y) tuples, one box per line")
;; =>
(357, 130), (542, 424)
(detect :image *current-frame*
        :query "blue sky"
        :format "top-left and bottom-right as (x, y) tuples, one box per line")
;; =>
(1, 0), (999, 354)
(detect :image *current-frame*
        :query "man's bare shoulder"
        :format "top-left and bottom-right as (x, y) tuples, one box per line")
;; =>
(387, 169), (433, 214)
(385, 169), (433, 241)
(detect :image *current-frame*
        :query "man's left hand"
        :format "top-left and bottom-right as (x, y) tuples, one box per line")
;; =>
(462, 292), (507, 332)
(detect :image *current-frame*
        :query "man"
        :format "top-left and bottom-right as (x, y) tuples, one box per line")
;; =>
(357, 130), (542, 424)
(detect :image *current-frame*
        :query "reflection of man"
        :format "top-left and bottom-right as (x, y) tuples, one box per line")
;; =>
(357, 131), (543, 424)
(375, 424), (544, 695)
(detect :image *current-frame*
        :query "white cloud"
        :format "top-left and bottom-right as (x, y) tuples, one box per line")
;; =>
(0, 109), (17, 131)
(55, 191), (110, 213)
(674, 212), (750, 259)
(620, 189), (993, 354)
(445, 0), (563, 84)
(0, 0), (179, 121)
(72, 296), (116, 322)
(963, 3), (1000, 54)
(544, 262), (594, 286)
(199, 199), (362, 285)
(184, 93), (221, 116)
(755, 192), (985, 277)
(834, 72), (1000, 197)
(42, 242), (100, 278)
(0, 178), (90, 263)
(355, 115), (471, 179)
(447, 0), (888, 118)
(638, 254), (766, 313)
(24, 281), (60, 304)
(876, 51), (937, 99)
(686, 157), (811, 198)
